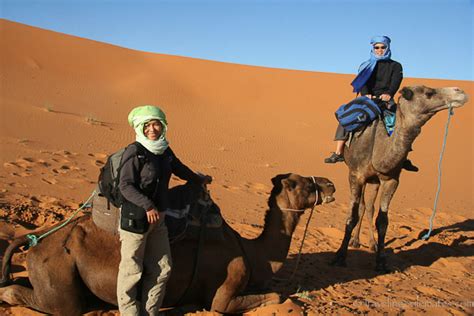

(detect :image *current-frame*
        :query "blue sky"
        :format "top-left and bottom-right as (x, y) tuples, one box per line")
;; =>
(1, 0), (472, 80)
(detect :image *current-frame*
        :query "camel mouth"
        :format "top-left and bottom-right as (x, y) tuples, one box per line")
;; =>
(322, 195), (335, 204)
(430, 100), (467, 113)
(427, 89), (468, 114)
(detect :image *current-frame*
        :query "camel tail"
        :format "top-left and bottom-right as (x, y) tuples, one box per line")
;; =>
(0, 235), (29, 287)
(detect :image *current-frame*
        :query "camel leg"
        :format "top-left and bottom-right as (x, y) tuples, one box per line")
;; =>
(0, 285), (43, 312)
(219, 292), (281, 314)
(331, 173), (364, 266)
(374, 178), (399, 273)
(364, 182), (380, 252)
(210, 257), (250, 314)
(349, 184), (366, 248)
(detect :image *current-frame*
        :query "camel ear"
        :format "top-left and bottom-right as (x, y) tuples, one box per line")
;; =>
(271, 174), (291, 187)
(401, 87), (414, 100)
(282, 179), (297, 191)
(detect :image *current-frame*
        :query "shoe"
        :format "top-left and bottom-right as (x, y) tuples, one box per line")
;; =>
(402, 159), (419, 172)
(324, 152), (344, 164)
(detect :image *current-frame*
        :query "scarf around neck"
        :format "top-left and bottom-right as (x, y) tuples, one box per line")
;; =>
(128, 106), (169, 155)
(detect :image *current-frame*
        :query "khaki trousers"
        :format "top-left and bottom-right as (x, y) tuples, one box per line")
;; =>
(117, 217), (172, 316)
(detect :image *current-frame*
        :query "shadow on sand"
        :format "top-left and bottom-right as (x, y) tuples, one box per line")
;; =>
(1, 220), (472, 314)
(271, 219), (474, 295)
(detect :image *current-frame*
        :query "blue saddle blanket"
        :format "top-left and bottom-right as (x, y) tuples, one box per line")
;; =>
(335, 96), (382, 132)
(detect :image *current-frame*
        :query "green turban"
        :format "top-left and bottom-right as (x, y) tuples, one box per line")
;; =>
(127, 105), (169, 155)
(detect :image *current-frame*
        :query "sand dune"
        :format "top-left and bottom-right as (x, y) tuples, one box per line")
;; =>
(0, 19), (472, 315)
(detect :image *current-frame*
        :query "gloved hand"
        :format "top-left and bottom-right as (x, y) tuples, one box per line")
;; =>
(200, 174), (212, 185)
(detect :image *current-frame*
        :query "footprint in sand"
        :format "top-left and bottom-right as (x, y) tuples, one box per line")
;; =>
(7, 182), (27, 188)
(92, 160), (105, 167)
(88, 153), (107, 159)
(3, 162), (17, 168)
(41, 178), (59, 185)
(53, 150), (73, 157)
(11, 172), (32, 177)
(37, 159), (52, 167)
(88, 154), (110, 167)
(243, 182), (270, 195)
(52, 166), (70, 174)
(221, 184), (240, 191)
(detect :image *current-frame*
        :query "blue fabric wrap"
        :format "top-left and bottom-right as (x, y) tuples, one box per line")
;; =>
(351, 36), (392, 93)
(335, 96), (382, 132)
(383, 109), (396, 136)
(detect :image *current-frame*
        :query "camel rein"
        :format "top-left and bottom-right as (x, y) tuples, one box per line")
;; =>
(25, 190), (96, 248)
(421, 103), (454, 240)
(273, 176), (319, 282)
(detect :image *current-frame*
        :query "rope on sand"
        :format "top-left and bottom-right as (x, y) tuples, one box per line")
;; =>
(421, 104), (454, 240)
(26, 190), (96, 248)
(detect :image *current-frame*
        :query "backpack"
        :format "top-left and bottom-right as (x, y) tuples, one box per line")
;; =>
(98, 142), (146, 207)
(335, 96), (382, 132)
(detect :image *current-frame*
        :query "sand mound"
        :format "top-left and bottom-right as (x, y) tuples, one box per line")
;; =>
(0, 19), (472, 315)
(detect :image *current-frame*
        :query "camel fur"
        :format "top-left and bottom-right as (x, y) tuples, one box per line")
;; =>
(0, 173), (335, 315)
(331, 85), (468, 272)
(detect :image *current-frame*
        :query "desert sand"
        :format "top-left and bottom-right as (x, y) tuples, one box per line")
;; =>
(0, 19), (472, 315)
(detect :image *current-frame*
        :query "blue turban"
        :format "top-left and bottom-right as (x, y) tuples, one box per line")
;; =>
(351, 36), (392, 93)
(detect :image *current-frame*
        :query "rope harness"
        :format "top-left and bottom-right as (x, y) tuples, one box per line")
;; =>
(274, 176), (319, 282)
(421, 104), (454, 240)
(26, 190), (96, 248)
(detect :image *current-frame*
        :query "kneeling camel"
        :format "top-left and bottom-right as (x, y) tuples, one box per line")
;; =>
(1, 173), (335, 314)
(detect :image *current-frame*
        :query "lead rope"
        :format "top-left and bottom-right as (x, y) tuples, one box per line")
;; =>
(421, 104), (454, 240)
(273, 176), (319, 282)
(26, 190), (96, 248)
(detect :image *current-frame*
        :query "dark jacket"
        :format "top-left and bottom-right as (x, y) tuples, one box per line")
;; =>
(119, 143), (202, 212)
(360, 60), (403, 98)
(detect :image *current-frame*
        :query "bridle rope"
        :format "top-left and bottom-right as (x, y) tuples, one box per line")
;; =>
(273, 176), (319, 282)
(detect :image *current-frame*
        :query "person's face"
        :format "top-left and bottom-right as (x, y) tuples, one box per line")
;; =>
(143, 120), (163, 140)
(373, 43), (387, 56)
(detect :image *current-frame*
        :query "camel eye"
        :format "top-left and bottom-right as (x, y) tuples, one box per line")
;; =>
(425, 90), (436, 99)
(286, 179), (297, 190)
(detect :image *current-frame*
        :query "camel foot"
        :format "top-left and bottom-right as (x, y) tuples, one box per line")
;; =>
(330, 252), (347, 267)
(349, 238), (360, 248)
(375, 257), (390, 273)
(369, 243), (378, 253)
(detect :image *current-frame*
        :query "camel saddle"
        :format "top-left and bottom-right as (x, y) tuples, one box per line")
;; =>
(165, 183), (224, 244)
(91, 183), (224, 242)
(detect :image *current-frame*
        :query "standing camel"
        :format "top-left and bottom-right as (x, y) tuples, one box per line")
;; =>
(0, 173), (335, 315)
(331, 85), (468, 272)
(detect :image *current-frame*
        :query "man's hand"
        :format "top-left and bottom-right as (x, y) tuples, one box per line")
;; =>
(197, 173), (212, 185)
(146, 208), (160, 224)
(380, 94), (391, 102)
(201, 175), (212, 185)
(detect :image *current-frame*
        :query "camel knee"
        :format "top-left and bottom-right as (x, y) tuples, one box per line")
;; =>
(213, 292), (281, 314)
(375, 211), (388, 232)
(0, 285), (45, 313)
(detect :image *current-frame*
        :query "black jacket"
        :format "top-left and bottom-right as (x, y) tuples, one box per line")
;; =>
(360, 60), (403, 97)
(119, 143), (202, 212)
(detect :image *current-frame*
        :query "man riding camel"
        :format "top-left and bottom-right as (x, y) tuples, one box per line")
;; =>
(324, 35), (418, 172)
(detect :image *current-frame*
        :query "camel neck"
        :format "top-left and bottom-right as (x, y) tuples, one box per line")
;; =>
(257, 202), (301, 272)
(374, 109), (421, 171)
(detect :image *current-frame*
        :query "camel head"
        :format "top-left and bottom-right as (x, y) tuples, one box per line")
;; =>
(270, 173), (335, 211)
(398, 85), (468, 126)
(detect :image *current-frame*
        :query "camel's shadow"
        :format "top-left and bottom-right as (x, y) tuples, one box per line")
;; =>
(272, 219), (474, 295)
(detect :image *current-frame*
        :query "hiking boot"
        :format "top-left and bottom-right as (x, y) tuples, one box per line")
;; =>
(324, 152), (344, 164)
(402, 159), (419, 172)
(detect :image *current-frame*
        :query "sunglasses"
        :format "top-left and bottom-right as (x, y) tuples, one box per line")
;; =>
(374, 46), (386, 50)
